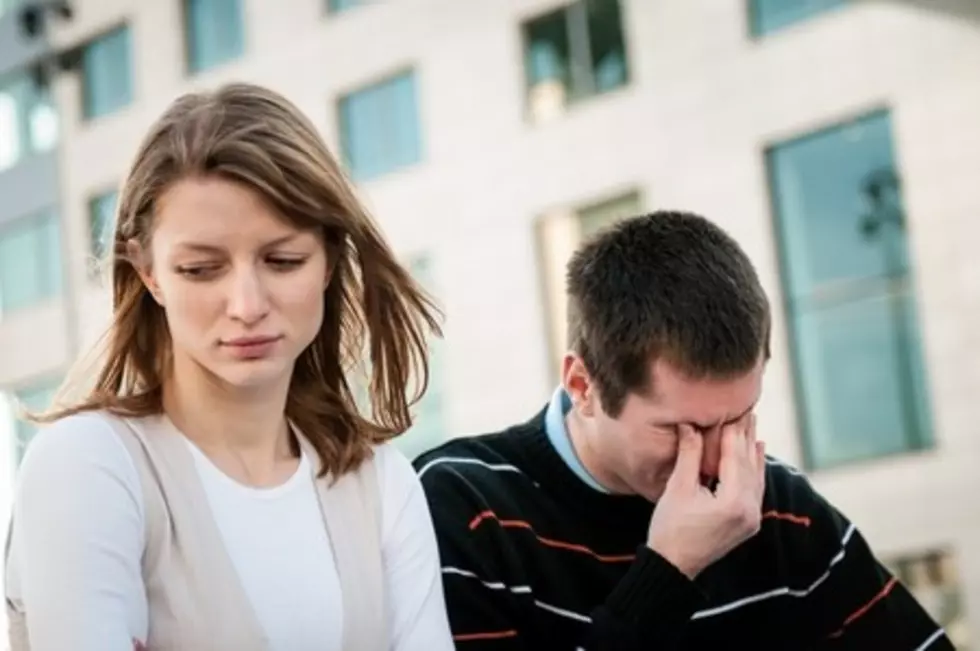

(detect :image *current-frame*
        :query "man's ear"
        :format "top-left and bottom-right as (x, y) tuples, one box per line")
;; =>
(561, 353), (598, 418)
(127, 239), (164, 306)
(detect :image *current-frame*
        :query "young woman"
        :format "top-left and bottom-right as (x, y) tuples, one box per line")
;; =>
(5, 83), (453, 651)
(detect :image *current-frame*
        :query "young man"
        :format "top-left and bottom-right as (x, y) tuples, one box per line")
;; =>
(414, 211), (952, 649)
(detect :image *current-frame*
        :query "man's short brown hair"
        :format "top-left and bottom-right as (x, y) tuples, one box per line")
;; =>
(566, 210), (770, 417)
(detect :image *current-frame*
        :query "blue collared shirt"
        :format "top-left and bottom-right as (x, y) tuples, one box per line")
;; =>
(543, 386), (610, 493)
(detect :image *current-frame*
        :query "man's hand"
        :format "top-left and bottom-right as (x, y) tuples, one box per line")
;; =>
(647, 414), (766, 579)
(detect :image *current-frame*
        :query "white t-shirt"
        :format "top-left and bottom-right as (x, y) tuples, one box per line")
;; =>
(5, 412), (454, 651)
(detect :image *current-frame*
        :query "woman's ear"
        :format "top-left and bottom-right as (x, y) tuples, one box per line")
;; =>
(127, 239), (164, 306)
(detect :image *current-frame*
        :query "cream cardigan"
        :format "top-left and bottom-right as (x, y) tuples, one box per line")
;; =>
(6, 413), (386, 650)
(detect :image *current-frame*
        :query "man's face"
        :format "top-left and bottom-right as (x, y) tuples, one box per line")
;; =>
(564, 354), (765, 502)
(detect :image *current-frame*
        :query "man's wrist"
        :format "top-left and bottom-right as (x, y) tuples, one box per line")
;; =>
(646, 541), (703, 580)
(597, 545), (706, 644)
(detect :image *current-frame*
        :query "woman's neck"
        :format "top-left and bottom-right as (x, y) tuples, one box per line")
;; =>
(161, 354), (297, 486)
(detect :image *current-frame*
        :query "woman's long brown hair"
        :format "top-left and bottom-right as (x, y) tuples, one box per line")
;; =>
(40, 83), (441, 477)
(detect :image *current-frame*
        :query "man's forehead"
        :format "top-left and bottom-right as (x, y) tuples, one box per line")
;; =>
(641, 358), (764, 426)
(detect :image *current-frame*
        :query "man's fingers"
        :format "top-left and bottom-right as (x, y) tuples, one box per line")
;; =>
(717, 421), (744, 486)
(745, 413), (759, 472)
(667, 424), (703, 490)
(746, 413), (766, 495)
(755, 440), (767, 499)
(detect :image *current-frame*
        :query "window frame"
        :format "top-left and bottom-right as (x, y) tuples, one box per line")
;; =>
(0, 70), (57, 171)
(763, 107), (934, 470)
(86, 186), (119, 277)
(80, 23), (135, 121)
(0, 207), (63, 318)
(519, 0), (631, 124)
(182, 0), (247, 75)
(336, 66), (423, 182)
(534, 188), (644, 384)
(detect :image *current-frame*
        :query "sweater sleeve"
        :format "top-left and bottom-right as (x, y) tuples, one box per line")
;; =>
(590, 545), (708, 649)
(415, 460), (705, 650)
(6, 413), (149, 651)
(792, 485), (953, 650)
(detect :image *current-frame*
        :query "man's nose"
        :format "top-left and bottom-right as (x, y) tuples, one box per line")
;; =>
(700, 427), (722, 479)
(227, 268), (270, 325)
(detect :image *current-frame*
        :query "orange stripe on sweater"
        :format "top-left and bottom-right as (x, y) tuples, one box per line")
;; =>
(468, 510), (636, 562)
(454, 629), (519, 641)
(467, 508), (812, 561)
(828, 577), (899, 638)
(762, 510), (812, 527)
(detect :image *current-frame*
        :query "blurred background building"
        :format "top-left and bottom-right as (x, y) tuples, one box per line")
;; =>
(1, 0), (978, 646)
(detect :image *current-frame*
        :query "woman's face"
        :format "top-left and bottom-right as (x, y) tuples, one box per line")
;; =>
(138, 175), (329, 392)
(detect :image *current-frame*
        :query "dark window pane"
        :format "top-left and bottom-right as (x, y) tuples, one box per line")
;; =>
(522, 0), (628, 119)
(524, 8), (571, 88)
(586, 0), (628, 92)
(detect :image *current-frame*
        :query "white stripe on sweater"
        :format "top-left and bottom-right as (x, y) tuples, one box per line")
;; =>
(417, 456), (525, 480)
(442, 522), (861, 624)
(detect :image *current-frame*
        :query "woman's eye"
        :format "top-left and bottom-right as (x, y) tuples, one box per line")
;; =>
(267, 257), (306, 271)
(175, 265), (221, 279)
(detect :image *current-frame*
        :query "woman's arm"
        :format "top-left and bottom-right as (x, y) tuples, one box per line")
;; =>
(375, 444), (455, 651)
(9, 413), (148, 650)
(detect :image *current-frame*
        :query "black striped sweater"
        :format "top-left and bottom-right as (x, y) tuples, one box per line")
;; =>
(413, 407), (953, 650)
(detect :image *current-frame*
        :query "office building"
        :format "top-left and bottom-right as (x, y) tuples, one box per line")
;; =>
(0, 3), (61, 639)
(1, 0), (978, 644)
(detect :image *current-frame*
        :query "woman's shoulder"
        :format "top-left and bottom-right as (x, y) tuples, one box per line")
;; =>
(24, 409), (125, 452)
(368, 442), (427, 512)
(370, 441), (417, 484)
(10, 411), (148, 615)
(18, 410), (141, 490)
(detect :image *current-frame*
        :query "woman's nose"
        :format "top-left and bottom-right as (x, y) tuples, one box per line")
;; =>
(226, 268), (271, 325)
